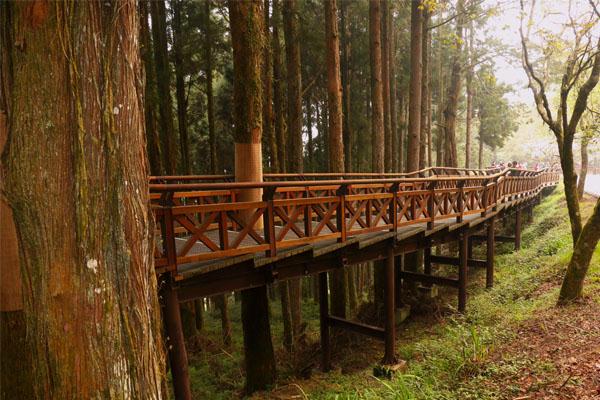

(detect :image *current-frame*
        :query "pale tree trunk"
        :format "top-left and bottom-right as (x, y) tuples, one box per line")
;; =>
(558, 197), (600, 304)
(283, 0), (303, 342)
(2, 2), (164, 397)
(478, 129), (484, 169)
(465, 16), (474, 169)
(229, 0), (276, 393)
(407, 0), (423, 172)
(577, 136), (589, 199)
(370, 0), (385, 173)
(151, 0), (178, 174)
(325, 0), (346, 319)
(443, 0), (465, 168)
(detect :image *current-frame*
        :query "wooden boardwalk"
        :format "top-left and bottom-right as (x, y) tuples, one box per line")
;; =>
(150, 167), (559, 398)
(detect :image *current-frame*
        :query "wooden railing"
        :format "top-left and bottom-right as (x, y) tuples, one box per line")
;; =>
(150, 168), (559, 273)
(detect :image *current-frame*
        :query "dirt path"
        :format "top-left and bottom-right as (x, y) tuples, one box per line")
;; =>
(483, 295), (600, 400)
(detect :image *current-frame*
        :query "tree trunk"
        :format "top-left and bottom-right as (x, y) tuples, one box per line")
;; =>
(558, 197), (600, 304)
(341, 0), (353, 172)
(478, 128), (484, 169)
(279, 282), (293, 351)
(465, 17), (474, 169)
(229, 0), (276, 393)
(283, 0), (303, 173)
(206, 0), (218, 174)
(272, 0), (286, 172)
(151, 0), (178, 174)
(283, 0), (303, 339)
(214, 295), (232, 346)
(382, 0), (392, 172)
(173, 0), (190, 174)
(370, 0), (385, 173)
(407, 0), (423, 172)
(443, 0), (465, 168)
(420, 8), (431, 170)
(263, 0), (278, 172)
(139, 0), (163, 175)
(325, 0), (347, 318)
(577, 136), (589, 199)
(2, 2), (165, 397)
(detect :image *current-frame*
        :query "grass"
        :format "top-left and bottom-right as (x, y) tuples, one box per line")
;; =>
(186, 187), (600, 399)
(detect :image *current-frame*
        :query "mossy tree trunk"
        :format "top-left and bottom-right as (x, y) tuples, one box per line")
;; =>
(2, 2), (165, 397)
(228, 0), (276, 393)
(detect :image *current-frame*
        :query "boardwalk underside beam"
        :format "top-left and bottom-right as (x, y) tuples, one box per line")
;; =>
(429, 255), (487, 268)
(327, 316), (385, 339)
(399, 271), (460, 288)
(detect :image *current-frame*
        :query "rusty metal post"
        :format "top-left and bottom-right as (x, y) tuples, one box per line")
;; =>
(319, 272), (331, 371)
(394, 255), (403, 306)
(486, 217), (495, 288)
(161, 276), (192, 400)
(383, 245), (396, 364)
(458, 233), (469, 312)
(515, 209), (522, 251)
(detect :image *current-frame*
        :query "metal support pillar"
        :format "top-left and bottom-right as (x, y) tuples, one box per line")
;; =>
(394, 255), (403, 306)
(319, 272), (331, 371)
(423, 245), (432, 288)
(486, 217), (495, 288)
(383, 246), (396, 364)
(162, 277), (192, 400)
(467, 236), (474, 259)
(458, 233), (469, 312)
(515, 209), (522, 251)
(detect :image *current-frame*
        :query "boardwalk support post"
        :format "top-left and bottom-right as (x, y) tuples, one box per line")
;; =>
(319, 272), (331, 371)
(458, 233), (469, 312)
(486, 217), (495, 288)
(161, 276), (192, 400)
(383, 245), (396, 364)
(515, 209), (522, 251)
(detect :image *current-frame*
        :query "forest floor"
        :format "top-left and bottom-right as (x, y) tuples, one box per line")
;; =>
(185, 188), (600, 400)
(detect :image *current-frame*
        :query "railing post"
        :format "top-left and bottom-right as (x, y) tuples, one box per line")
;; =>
(303, 187), (313, 238)
(481, 179), (490, 217)
(457, 180), (465, 223)
(337, 184), (348, 242)
(160, 192), (178, 273)
(427, 180), (437, 230)
(263, 187), (277, 257)
(389, 182), (399, 233)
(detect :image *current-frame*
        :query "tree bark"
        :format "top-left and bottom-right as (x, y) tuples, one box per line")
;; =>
(172, 0), (190, 174)
(229, 0), (276, 393)
(151, 0), (178, 174)
(443, 0), (465, 168)
(2, 2), (165, 397)
(370, 0), (385, 173)
(389, 7), (398, 172)
(465, 16), (474, 169)
(558, 197), (600, 304)
(407, 0), (423, 172)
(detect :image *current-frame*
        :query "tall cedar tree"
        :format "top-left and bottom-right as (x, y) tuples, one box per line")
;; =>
(407, 0), (423, 172)
(2, 1), (165, 397)
(370, 0), (385, 173)
(341, 0), (353, 172)
(151, 0), (178, 174)
(420, 8), (431, 169)
(206, 0), (218, 174)
(283, 0), (304, 341)
(228, 0), (276, 393)
(443, 0), (465, 168)
(388, 3), (399, 172)
(465, 16), (474, 168)
(139, 0), (163, 175)
(325, 0), (347, 318)
(172, 0), (190, 174)
(382, 0), (392, 172)
(263, 0), (278, 171)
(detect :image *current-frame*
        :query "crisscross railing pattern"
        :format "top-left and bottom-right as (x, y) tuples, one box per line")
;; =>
(150, 168), (559, 273)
